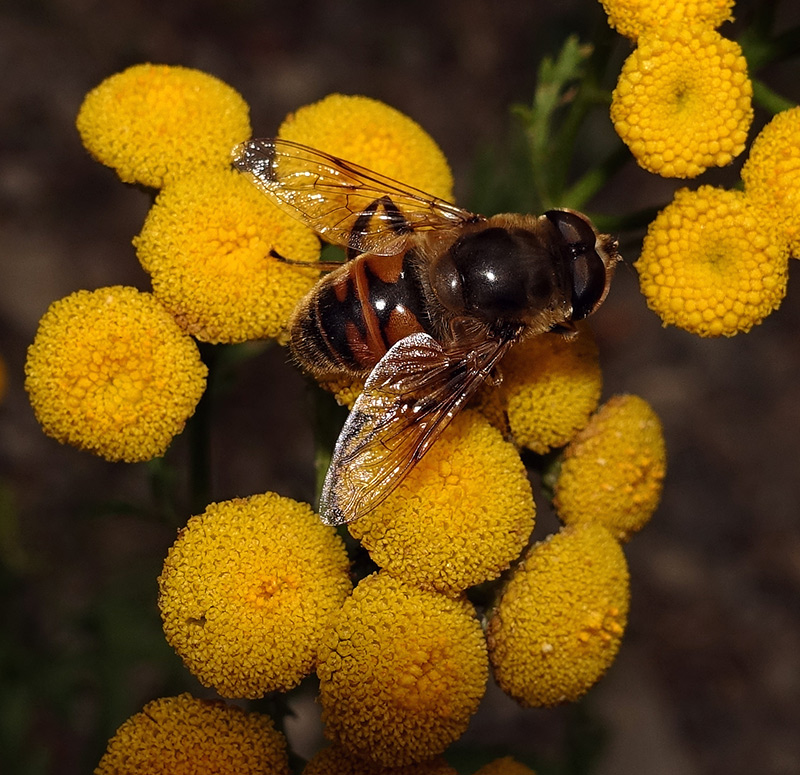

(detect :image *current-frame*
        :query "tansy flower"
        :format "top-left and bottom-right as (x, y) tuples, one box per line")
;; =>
(158, 493), (351, 699)
(317, 572), (488, 766)
(554, 394), (666, 541)
(95, 693), (289, 775)
(77, 64), (251, 189)
(599, 0), (734, 42)
(491, 328), (602, 454)
(322, 374), (365, 410)
(24, 286), (206, 462)
(611, 27), (752, 178)
(304, 744), (457, 775)
(487, 523), (629, 707)
(278, 93), (454, 202)
(347, 410), (535, 594)
(741, 106), (800, 257)
(474, 757), (537, 775)
(635, 186), (789, 336)
(134, 167), (320, 343)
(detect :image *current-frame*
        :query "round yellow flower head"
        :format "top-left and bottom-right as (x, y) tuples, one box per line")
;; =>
(25, 286), (206, 462)
(77, 64), (250, 189)
(635, 186), (789, 336)
(320, 373), (365, 410)
(494, 328), (602, 454)
(317, 572), (488, 766)
(554, 394), (666, 541)
(741, 106), (800, 257)
(611, 27), (752, 178)
(304, 744), (457, 775)
(278, 93), (454, 202)
(599, 0), (734, 42)
(348, 410), (535, 594)
(158, 493), (351, 699)
(95, 693), (288, 775)
(487, 523), (629, 707)
(474, 757), (537, 775)
(134, 167), (320, 343)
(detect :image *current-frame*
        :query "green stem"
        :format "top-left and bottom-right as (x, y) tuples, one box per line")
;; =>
(591, 205), (662, 236)
(548, 22), (617, 203)
(752, 77), (797, 115)
(561, 143), (630, 211)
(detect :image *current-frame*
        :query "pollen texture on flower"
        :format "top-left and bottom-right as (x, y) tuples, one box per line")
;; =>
(76, 63), (251, 189)
(487, 523), (629, 707)
(24, 286), (207, 462)
(278, 93), (454, 203)
(599, 0), (734, 41)
(347, 410), (535, 594)
(635, 186), (789, 336)
(134, 167), (320, 343)
(611, 27), (752, 178)
(317, 572), (488, 766)
(303, 744), (458, 775)
(158, 493), (351, 699)
(741, 106), (800, 257)
(494, 328), (602, 454)
(94, 693), (289, 775)
(554, 394), (666, 541)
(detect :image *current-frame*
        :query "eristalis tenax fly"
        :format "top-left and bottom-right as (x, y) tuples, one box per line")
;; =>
(234, 138), (620, 526)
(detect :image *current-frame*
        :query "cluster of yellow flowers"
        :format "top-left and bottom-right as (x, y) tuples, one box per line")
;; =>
(27, 64), (669, 772)
(634, 104), (799, 338)
(602, 0), (752, 178)
(25, 64), (321, 462)
(598, 0), (799, 338)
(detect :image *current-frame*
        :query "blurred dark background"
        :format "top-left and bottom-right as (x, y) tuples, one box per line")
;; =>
(1, 1), (799, 773)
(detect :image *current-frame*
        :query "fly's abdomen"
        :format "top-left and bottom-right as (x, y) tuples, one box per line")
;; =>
(290, 251), (431, 379)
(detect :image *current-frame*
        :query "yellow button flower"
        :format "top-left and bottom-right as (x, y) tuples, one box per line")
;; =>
(494, 328), (602, 454)
(304, 744), (457, 775)
(635, 186), (789, 336)
(95, 693), (288, 775)
(487, 523), (629, 707)
(134, 167), (320, 343)
(158, 493), (351, 699)
(474, 757), (537, 775)
(741, 106), (800, 257)
(348, 410), (535, 594)
(77, 63), (251, 189)
(278, 93), (454, 202)
(599, 0), (734, 41)
(24, 286), (207, 462)
(611, 27), (752, 178)
(554, 394), (666, 541)
(317, 572), (488, 767)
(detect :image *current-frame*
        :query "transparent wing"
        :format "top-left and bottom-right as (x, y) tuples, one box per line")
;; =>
(233, 138), (477, 256)
(319, 331), (515, 525)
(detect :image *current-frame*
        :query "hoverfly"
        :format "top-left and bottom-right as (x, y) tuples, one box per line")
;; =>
(233, 138), (620, 526)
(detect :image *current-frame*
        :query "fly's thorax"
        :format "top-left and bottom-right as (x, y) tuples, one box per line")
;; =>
(427, 214), (574, 330)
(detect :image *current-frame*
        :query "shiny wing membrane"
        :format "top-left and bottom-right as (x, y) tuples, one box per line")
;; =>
(319, 332), (515, 525)
(233, 138), (477, 257)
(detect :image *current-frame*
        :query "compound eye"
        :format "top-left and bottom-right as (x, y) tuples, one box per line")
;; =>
(544, 209), (597, 252)
(544, 209), (608, 320)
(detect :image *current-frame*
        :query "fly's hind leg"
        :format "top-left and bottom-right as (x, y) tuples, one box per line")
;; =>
(268, 248), (345, 272)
